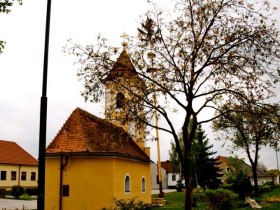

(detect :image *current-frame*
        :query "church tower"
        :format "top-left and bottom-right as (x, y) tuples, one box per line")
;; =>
(103, 48), (147, 150)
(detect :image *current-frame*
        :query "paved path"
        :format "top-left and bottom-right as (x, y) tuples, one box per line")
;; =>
(0, 199), (37, 210)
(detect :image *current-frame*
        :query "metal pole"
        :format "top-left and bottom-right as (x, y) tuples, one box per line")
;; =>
(38, 0), (52, 209)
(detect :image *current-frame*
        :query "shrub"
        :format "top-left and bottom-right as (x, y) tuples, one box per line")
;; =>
(205, 188), (238, 210)
(176, 179), (184, 192)
(259, 183), (273, 194)
(11, 185), (24, 199)
(25, 187), (38, 196)
(112, 197), (152, 210)
(0, 188), (6, 198)
(192, 188), (207, 207)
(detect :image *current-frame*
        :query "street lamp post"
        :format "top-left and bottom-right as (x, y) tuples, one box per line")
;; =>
(38, 0), (52, 209)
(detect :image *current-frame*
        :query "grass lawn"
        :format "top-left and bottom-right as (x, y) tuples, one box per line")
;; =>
(151, 187), (280, 210)
(235, 187), (280, 210)
(151, 192), (206, 210)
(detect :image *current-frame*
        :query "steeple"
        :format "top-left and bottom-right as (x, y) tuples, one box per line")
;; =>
(103, 48), (146, 150)
(103, 49), (139, 82)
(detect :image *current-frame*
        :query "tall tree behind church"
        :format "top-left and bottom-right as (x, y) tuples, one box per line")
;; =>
(169, 124), (222, 190)
(192, 125), (222, 190)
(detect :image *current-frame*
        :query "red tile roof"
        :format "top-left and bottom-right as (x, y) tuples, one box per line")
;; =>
(46, 108), (150, 162)
(161, 160), (175, 173)
(216, 155), (266, 177)
(0, 140), (38, 166)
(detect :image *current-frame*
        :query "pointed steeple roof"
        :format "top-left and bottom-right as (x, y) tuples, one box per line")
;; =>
(104, 49), (140, 82)
(46, 108), (150, 162)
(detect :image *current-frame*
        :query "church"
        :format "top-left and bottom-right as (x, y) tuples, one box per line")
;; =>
(45, 49), (152, 210)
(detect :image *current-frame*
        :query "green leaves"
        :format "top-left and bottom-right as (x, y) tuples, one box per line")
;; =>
(0, 0), (22, 14)
(0, 40), (5, 54)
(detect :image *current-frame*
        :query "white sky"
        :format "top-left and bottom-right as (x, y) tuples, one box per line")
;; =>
(0, 0), (279, 169)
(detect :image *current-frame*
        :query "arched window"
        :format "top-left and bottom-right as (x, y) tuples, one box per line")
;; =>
(141, 177), (146, 192)
(124, 174), (130, 193)
(116, 92), (125, 109)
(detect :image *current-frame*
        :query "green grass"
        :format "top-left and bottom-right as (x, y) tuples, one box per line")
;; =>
(262, 187), (280, 197)
(151, 192), (206, 210)
(151, 187), (280, 210)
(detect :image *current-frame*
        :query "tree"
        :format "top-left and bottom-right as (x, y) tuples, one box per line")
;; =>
(65, 1), (280, 209)
(0, 0), (22, 53)
(170, 125), (222, 191)
(169, 123), (222, 190)
(224, 156), (252, 199)
(192, 126), (222, 190)
(213, 102), (279, 196)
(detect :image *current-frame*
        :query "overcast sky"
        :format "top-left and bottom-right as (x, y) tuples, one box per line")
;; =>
(0, 0), (279, 169)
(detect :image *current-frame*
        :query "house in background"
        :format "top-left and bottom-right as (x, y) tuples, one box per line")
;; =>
(150, 162), (168, 190)
(45, 48), (152, 210)
(0, 140), (38, 189)
(216, 155), (279, 185)
(161, 160), (181, 189)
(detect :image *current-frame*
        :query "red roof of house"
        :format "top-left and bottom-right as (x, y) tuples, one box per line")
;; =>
(161, 160), (176, 173)
(216, 155), (266, 177)
(0, 140), (38, 166)
(46, 108), (150, 162)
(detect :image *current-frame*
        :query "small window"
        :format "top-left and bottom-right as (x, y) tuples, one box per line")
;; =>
(172, 174), (176, 181)
(141, 177), (146, 192)
(226, 167), (230, 173)
(0, 171), (7, 180)
(116, 92), (125, 108)
(31, 172), (36, 181)
(62, 185), (70, 197)
(124, 175), (130, 193)
(21, 171), (26, 181)
(11, 171), (17, 180)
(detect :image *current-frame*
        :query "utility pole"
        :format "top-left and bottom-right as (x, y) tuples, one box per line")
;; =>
(147, 52), (164, 198)
(38, 0), (52, 209)
(154, 93), (164, 198)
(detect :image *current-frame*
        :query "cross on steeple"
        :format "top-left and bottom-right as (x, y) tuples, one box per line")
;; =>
(121, 32), (129, 49)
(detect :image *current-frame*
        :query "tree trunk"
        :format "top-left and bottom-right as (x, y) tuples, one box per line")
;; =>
(184, 144), (192, 210)
(252, 164), (259, 196)
(182, 104), (197, 210)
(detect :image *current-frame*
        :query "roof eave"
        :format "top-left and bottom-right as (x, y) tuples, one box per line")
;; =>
(46, 151), (151, 163)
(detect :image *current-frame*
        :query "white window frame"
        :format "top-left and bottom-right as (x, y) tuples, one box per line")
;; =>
(141, 176), (146, 193)
(124, 174), (131, 194)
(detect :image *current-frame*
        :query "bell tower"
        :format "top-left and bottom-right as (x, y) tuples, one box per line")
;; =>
(103, 47), (147, 150)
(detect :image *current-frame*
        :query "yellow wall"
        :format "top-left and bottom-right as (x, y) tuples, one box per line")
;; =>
(45, 158), (60, 209)
(0, 164), (38, 188)
(45, 156), (151, 210)
(112, 158), (151, 203)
